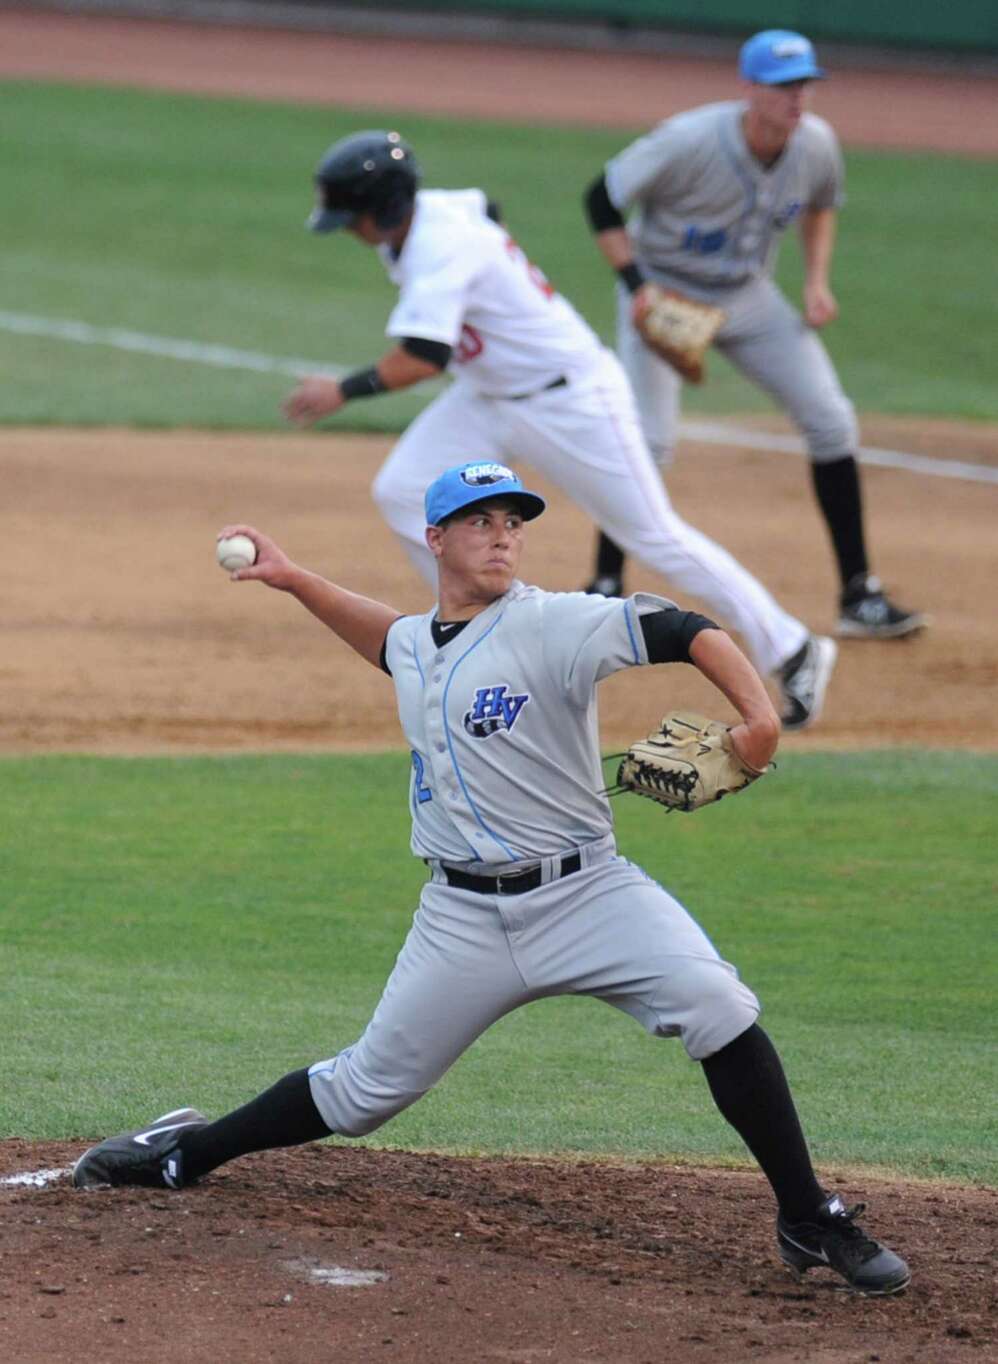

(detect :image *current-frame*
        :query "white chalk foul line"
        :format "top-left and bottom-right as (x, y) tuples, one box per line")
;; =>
(681, 418), (998, 487)
(1, 1166), (73, 1188)
(0, 310), (343, 380)
(2, 310), (995, 486)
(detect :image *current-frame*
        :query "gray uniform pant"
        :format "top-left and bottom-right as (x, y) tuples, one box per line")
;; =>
(308, 849), (760, 1138)
(617, 276), (859, 466)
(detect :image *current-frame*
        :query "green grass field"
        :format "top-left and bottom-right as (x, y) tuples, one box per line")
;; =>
(3, 80), (997, 428)
(3, 752), (995, 1182)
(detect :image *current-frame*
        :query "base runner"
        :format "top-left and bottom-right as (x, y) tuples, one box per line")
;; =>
(281, 129), (837, 730)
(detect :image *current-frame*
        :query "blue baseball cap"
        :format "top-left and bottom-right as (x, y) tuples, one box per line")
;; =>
(424, 462), (546, 526)
(739, 30), (824, 85)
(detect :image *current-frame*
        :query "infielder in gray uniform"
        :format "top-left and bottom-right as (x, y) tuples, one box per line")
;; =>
(583, 28), (925, 641)
(72, 461), (909, 1296)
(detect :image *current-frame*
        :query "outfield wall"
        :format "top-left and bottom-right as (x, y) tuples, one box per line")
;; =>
(349, 0), (998, 54)
(15, 0), (998, 56)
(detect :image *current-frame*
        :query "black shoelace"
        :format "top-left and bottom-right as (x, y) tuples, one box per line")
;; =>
(816, 1202), (882, 1263)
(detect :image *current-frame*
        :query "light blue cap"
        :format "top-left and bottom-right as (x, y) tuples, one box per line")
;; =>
(424, 462), (546, 527)
(739, 30), (824, 85)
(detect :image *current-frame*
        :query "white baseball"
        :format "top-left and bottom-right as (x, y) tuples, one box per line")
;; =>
(216, 533), (257, 573)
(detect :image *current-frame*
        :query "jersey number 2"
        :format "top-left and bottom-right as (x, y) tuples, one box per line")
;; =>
(411, 750), (433, 804)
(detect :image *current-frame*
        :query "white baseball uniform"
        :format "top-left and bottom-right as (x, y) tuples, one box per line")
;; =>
(371, 188), (808, 676)
(308, 584), (760, 1137)
(605, 102), (858, 465)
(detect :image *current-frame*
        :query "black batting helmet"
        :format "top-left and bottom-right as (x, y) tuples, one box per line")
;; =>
(308, 129), (420, 233)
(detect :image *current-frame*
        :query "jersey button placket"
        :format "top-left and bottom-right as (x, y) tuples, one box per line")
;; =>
(423, 663), (447, 789)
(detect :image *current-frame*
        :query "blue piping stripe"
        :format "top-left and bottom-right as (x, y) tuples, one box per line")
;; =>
(441, 610), (519, 862)
(408, 635), (427, 822)
(411, 633), (425, 686)
(623, 599), (641, 663)
(411, 626), (478, 858)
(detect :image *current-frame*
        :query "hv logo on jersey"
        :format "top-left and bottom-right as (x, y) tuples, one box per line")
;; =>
(774, 199), (803, 230)
(463, 684), (530, 738)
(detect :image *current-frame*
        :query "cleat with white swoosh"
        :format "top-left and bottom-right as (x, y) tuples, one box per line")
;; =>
(73, 1107), (206, 1189)
(776, 633), (837, 732)
(777, 1194), (910, 1295)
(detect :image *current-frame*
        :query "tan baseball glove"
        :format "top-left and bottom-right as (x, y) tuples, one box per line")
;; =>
(611, 711), (768, 813)
(634, 285), (727, 384)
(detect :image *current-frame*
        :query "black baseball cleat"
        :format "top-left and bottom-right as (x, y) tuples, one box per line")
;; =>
(837, 575), (927, 639)
(777, 633), (837, 731)
(777, 1194), (910, 1296)
(582, 575), (624, 598)
(73, 1107), (206, 1190)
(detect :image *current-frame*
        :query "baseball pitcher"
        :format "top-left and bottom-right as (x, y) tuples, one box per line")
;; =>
(73, 461), (909, 1298)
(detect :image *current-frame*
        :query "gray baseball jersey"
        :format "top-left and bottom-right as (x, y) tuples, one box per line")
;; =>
(606, 101), (844, 290)
(389, 581), (662, 865)
(604, 102), (855, 465)
(307, 584), (761, 1137)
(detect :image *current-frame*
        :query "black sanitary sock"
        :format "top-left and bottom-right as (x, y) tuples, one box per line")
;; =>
(810, 455), (869, 592)
(701, 1024), (825, 1223)
(177, 1067), (331, 1183)
(594, 530), (626, 582)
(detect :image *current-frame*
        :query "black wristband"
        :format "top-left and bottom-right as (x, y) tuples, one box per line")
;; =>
(617, 263), (646, 295)
(340, 366), (386, 400)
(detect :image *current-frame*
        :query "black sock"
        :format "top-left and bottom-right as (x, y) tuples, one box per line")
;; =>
(810, 456), (869, 591)
(176, 1067), (331, 1183)
(595, 531), (625, 581)
(701, 1024), (824, 1223)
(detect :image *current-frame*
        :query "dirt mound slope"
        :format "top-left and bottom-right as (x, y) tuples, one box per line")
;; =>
(3, 1140), (995, 1363)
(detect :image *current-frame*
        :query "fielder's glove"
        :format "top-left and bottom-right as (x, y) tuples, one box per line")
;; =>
(610, 711), (769, 813)
(634, 285), (727, 384)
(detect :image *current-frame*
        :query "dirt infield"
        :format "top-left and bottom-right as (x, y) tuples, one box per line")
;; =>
(5, 419), (998, 755)
(3, 14), (997, 1363)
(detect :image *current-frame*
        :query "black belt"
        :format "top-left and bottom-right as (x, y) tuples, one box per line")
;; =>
(443, 850), (581, 896)
(506, 375), (568, 401)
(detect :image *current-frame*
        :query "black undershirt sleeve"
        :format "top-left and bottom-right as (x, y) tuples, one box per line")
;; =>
(485, 198), (503, 223)
(640, 608), (720, 664)
(584, 173), (625, 232)
(401, 336), (452, 368)
(379, 617), (411, 676)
